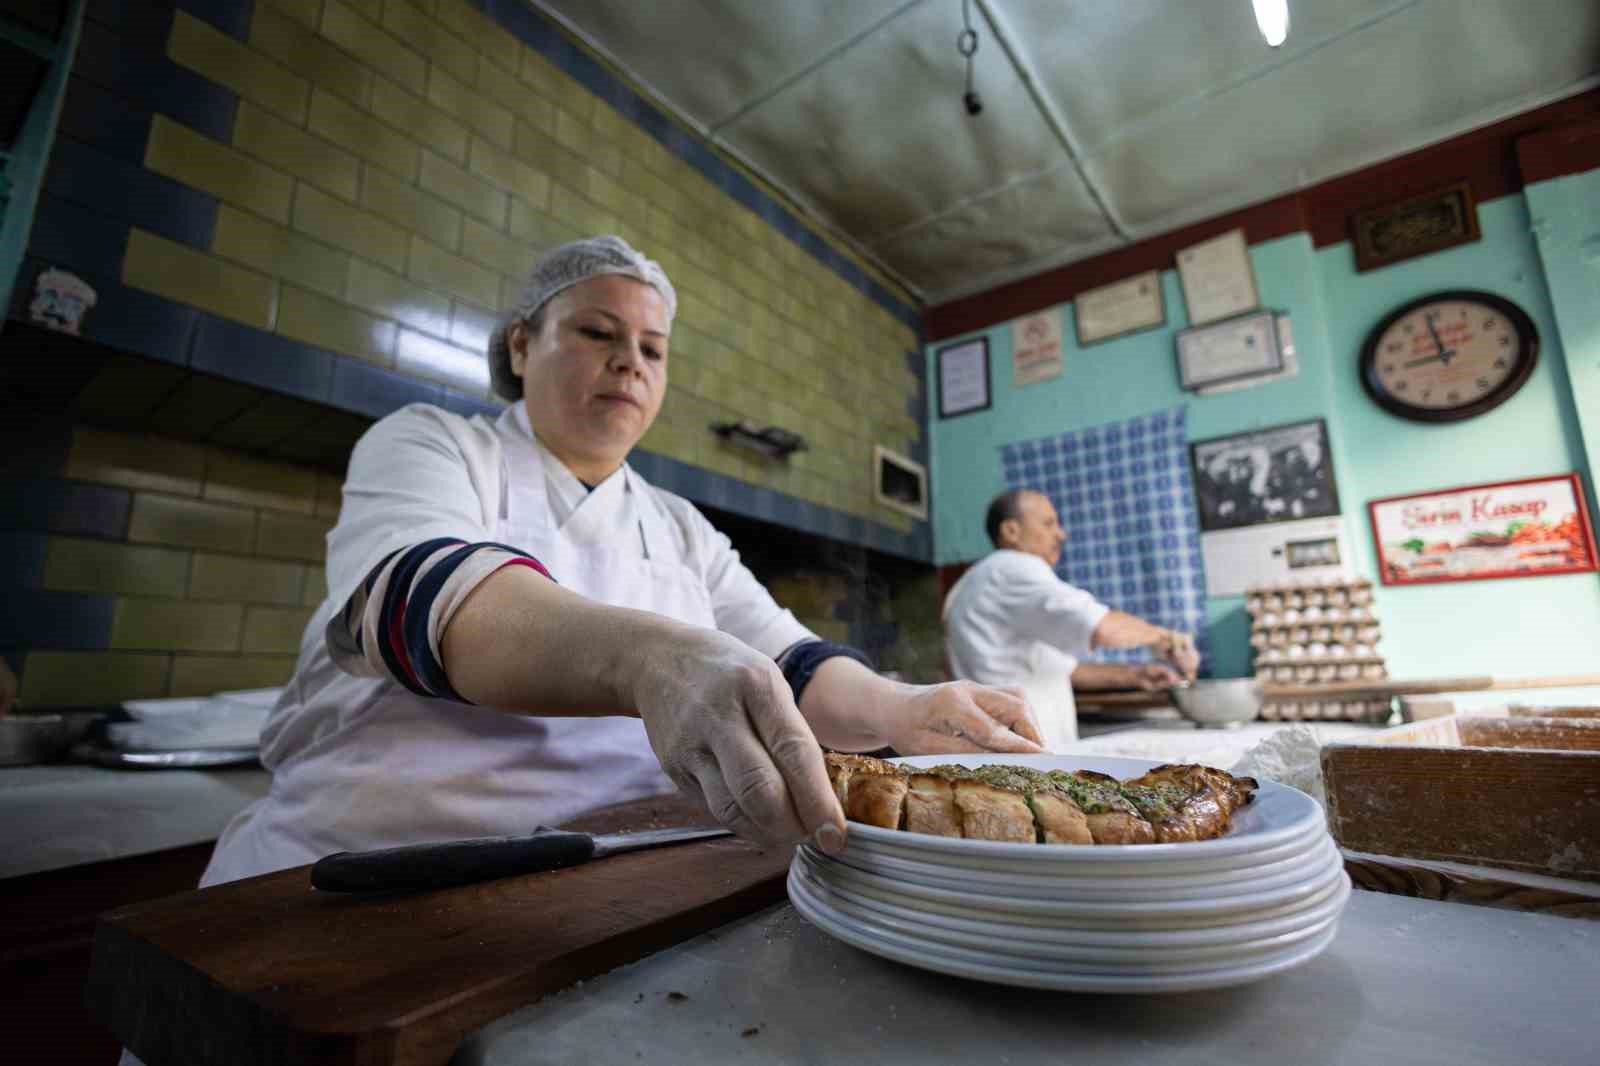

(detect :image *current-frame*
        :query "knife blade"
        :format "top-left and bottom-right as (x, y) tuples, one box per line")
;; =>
(309, 825), (734, 893)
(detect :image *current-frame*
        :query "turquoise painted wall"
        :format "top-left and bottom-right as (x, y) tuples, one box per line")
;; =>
(1525, 169), (1600, 521)
(927, 195), (1600, 682)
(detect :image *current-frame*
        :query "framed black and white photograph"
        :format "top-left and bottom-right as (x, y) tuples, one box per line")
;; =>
(1189, 418), (1340, 532)
(935, 337), (991, 419)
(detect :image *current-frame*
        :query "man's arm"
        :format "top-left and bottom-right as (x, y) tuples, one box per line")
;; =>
(1090, 610), (1199, 679)
(1070, 662), (1181, 692)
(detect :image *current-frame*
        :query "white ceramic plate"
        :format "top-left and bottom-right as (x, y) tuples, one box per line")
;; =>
(798, 840), (1345, 927)
(824, 829), (1333, 901)
(792, 854), (1350, 953)
(792, 871), (1344, 973)
(788, 867), (1348, 993)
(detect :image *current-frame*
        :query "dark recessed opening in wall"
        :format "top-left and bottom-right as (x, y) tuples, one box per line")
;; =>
(698, 503), (943, 682)
(698, 503), (925, 586)
(1, 322), (374, 473)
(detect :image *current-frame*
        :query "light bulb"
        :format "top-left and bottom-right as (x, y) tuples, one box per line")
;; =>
(1252, 0), (1290, 47)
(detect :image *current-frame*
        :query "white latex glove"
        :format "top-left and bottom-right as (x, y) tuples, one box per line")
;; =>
(875, 680), (1044, 756)
(634, 627), (842, 853)
(1161, 631), (1201, 680)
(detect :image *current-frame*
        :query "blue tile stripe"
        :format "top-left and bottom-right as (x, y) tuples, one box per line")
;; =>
(177, 0), (252, 40)
(0, 532), (49, 589)
(0, 477), (133, 539)
(86, 0), (178, 56)
(74, 18), (237, 144)
(28, 194), (131, 273)
(58, 75), (154, 163)
(190, 315), (334, 399)
(471, 0), (919, 334)
(0, 589), (116, 651)
(47, 137), (220, 251)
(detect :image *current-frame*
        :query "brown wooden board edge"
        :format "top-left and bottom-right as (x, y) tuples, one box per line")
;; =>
(1321, 743), (1600, 884)
(87, 868), (791, 1066)
(86, 919), (365, 1066)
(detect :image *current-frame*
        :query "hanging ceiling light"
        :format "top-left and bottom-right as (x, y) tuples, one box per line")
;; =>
(1252, 0), (1290, 47)
(958, 0), (981, 116)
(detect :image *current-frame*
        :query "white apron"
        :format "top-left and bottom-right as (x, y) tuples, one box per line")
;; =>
(200, 413), (716, 886)
(1018, 643), (1079, 751)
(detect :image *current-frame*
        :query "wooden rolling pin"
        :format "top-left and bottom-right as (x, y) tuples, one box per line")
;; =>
(1079, 674), (1600, 706)
(1265, 674), (1600, 700)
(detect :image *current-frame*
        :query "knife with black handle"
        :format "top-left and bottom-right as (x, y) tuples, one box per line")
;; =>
(310, 825), (734, 893)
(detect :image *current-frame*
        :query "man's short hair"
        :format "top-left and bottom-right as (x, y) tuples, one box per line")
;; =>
(985, 489), (1033, 547)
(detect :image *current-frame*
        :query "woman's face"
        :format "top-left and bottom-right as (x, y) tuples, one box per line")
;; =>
(509, 275), (670, 481)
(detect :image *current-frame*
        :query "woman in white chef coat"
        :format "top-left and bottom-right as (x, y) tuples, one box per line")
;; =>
(199, 236), (1042, 888)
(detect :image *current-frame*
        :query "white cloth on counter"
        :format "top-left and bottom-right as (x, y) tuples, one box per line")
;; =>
(943, 549), (1111, 751)
(1066, 722), (1376, 807)
(109, 688), (282, 751)
(200, 402), (814, 888)
(1227, 725), (1330, 806)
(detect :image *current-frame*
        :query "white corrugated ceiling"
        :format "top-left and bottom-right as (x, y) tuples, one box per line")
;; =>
(531, 0), (1600, 304)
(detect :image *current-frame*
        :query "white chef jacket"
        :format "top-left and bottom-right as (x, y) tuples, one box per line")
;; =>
(199, 402), (814, 887)
(942, 549), (1110, 751)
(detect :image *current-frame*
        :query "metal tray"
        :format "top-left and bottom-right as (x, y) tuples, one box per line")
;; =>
(70, 742), (261, 770)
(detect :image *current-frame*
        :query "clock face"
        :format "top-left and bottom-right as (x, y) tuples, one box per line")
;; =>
(1360, 291), (1538, 423)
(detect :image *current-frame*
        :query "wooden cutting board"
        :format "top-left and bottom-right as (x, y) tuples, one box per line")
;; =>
(85, 795), (791, 1066)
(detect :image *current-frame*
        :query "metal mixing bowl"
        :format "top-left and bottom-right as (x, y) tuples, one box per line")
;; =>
(1168, 679), (1263, 729)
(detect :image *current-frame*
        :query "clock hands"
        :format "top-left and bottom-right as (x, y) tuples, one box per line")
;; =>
(1423, 316), (1455, 366)
(1404, 352), (1451, 369)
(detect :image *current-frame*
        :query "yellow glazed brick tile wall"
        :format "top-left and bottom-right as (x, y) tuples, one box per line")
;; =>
(119, 0), (923, 525)
(17, 426), (337, 706)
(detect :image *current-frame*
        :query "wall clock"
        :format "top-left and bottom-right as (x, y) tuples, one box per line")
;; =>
(1359, 290), (1538, 423)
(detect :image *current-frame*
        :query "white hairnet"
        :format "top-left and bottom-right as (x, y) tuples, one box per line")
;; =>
(487, 235), (677, 400)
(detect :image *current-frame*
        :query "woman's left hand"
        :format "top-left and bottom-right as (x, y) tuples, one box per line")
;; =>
(878, 680), (1044, 756)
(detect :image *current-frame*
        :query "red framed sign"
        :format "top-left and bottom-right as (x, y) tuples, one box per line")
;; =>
(1369, 473), (1598, 586)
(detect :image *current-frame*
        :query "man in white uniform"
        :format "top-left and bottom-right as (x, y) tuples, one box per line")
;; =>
(943, 489), (1200, 750)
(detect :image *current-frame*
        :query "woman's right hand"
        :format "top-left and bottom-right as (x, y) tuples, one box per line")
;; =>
(631, 625), (845, 854)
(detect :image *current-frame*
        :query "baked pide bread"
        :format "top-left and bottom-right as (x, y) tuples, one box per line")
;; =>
(823, 752), (1258, 845)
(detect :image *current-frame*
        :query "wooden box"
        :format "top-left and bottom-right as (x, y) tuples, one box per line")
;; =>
(1321, 716), (1600, 883)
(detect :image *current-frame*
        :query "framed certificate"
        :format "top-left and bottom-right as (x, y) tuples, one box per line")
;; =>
(1074, 270), (1165, 346)
(1176, 228), (1260, 326)
(936, 337), (991, 419)
(1175, 310), (1283, 391)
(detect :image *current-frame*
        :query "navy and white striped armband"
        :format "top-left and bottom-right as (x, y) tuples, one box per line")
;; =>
(326, 538), (554, 702)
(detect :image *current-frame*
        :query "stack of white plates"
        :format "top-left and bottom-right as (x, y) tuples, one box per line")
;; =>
(790, 754), (1349, 993)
